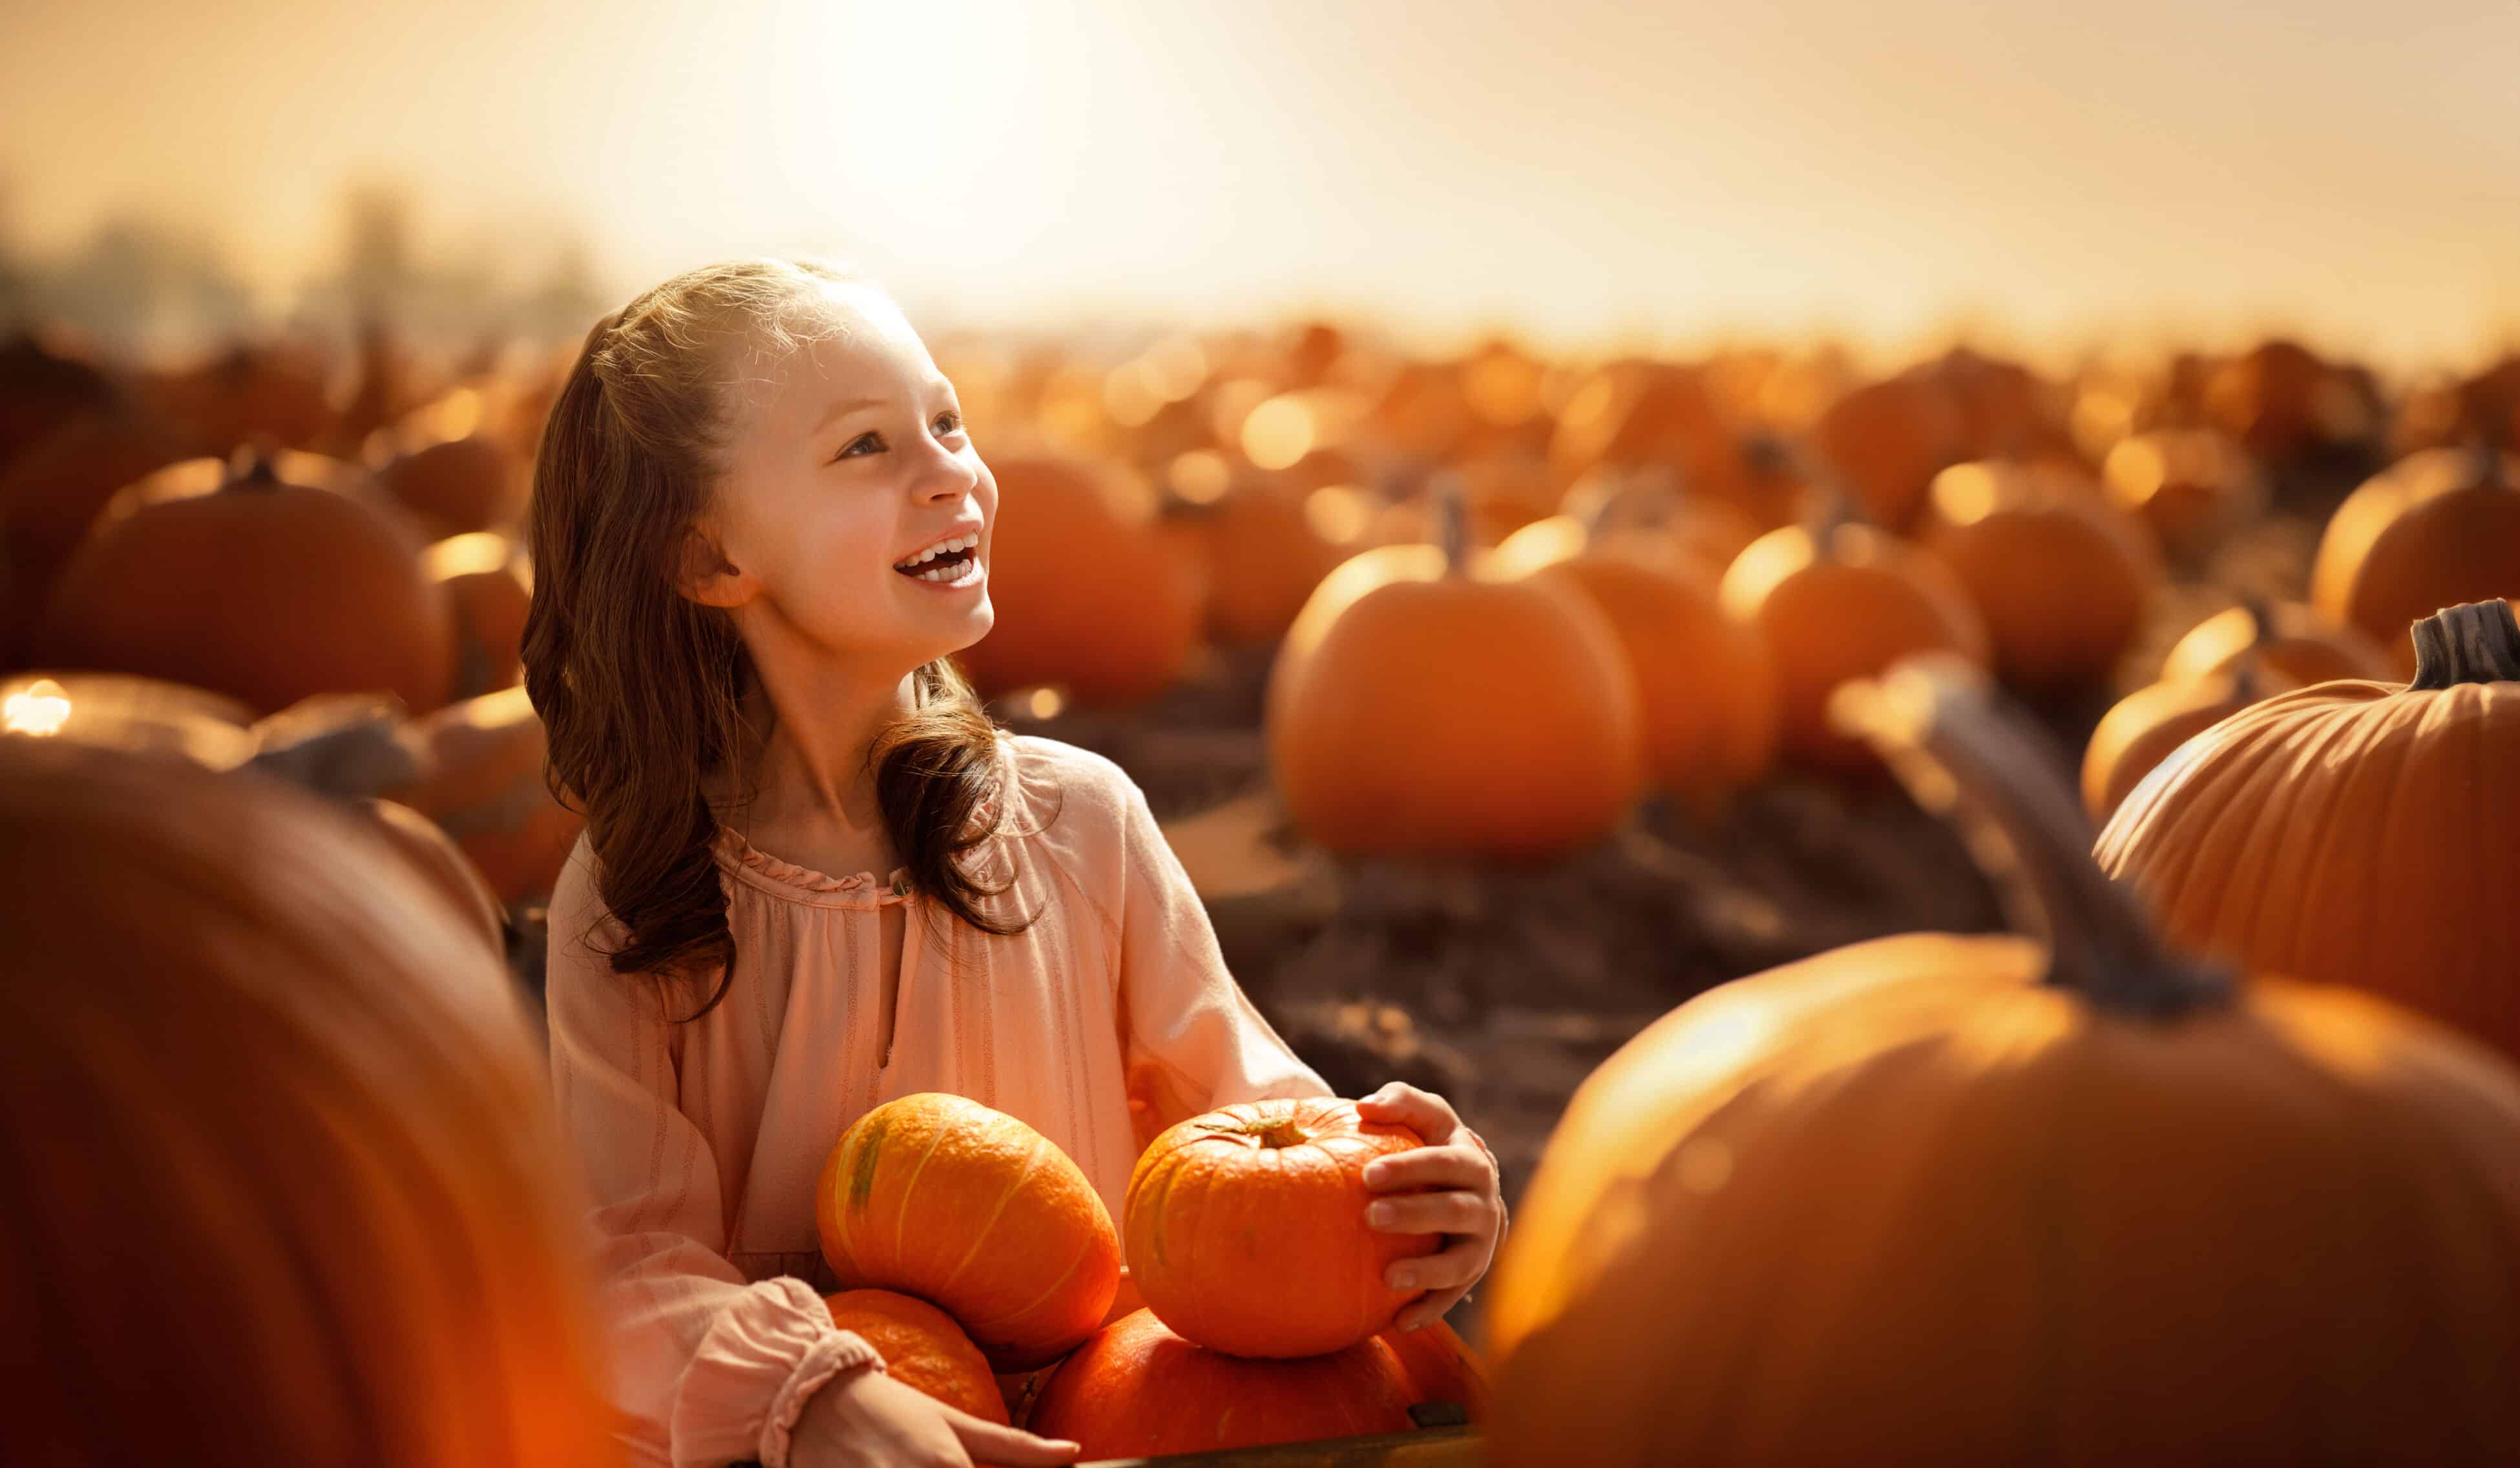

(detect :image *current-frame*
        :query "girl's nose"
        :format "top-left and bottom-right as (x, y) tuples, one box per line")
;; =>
(911, 443), (978, 503)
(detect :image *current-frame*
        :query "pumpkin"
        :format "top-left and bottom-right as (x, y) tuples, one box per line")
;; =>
(1490, 492), (1778, 815)
(1125, 1097), (1436, 1359)
(2158, 598), (2391, 687)
(1808, 376), (1965, 530)
(2203, 337), (2375, 465)
(0, 671), (260, 767)
(1718, 496), (1990, 771)
(1918, 347), (2057, 462)
(30, 447), (456, 717)
(821, 1289), (1007, 1423)
(952, 455), (1202, 705)
(2097, 599), (2520, 1062)
(363, 797), (509, 956)
(1378, 1317), (1487, 1415)
(1916, 459), (2159, 693)
(1546, 362), (1749, 519)
(375, 390), (528, 539)
(2100, 428), (2265, 561)
(815, 1092), (1120, 1371)
(2310, 446), (2520, 678)
(0, 737), (620, 1467)
(1486, 657), (2520, 1464)
(0, 403), (198, 659)
(425, 532), (533, 700)
(1545, 463), (1762, 578)
(389, 685), (583, 905)
(1165, 475), (1341, 646)
(2079, 663), (2281, 823)
(1266, 485), (1644, 858)
(1027, 1310), (1414, 1458)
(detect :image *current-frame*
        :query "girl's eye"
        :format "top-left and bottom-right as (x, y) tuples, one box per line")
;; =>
(835, 432), (883, 461)
(934, 411), (964, 437)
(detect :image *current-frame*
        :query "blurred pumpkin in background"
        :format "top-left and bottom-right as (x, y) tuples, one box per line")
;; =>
(1486, 659), (2520, 1464)
(2101, 428), (2265, 562)
(0, 330), (123, 469)
(2080, 660), (2285, 823)
(2158, 597), (2390, 687)
(2311, 445), (2520, 678)
(953, 454), (1203, 706)
(0, 401), (198, 662)
(1808, 375), (1966, 530)
(1916, 458), (2159, 695)
(373, 388), (530, 540)
(0, 737), (618, 1467)
(139, 338), (336, 456)
(1719, 490), (1990, 771)
(1158, 454), (1342, 647)
(425, 532), (532, 701)
(388, 684), (583, 907)
(1269, 483), (1643, 858)
(2098, 599), (2520, 1063)
(29, 446), (455, 717)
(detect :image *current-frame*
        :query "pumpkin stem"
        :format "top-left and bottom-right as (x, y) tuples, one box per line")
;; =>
(227, 440), (286, 487)
(1580, 465), (1684, 543)
(1785, 439), (1868, 546)
(1430, 472), (1471, 576)
(1237, 1117), (1310, 1149)
(1831, 658), (2232, 1017)
(2408, 600), (2520, 690)
(2230, 592), (2276, 702)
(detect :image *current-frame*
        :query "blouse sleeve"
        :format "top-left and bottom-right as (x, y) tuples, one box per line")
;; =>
(543, 843), (886, 1468)
(1108, 767), (1332, 1147)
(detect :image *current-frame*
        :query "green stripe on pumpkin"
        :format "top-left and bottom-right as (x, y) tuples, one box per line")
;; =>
(847, 1113), (889, 1214)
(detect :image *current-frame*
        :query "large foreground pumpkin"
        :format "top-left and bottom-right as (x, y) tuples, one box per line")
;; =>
(30, 446), (455, 717)
(1268, 485), (1643, 858)
(1125, 1097), (1436, 1359)
(1027, 1310), (1415, 1458)
(2097, 599), (2520, 1062)
(815, 1093), (1120, 1370)
(821, 1289), (1006, 1423)
(0, 739), (618, 1466)
(1486, 658), (2520, 1464)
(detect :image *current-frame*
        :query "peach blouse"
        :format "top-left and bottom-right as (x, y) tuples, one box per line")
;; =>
(545, 733), (1330, 1467)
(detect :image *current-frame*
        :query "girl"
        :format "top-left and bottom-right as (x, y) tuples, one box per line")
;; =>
(530, 258), (1505, 1468)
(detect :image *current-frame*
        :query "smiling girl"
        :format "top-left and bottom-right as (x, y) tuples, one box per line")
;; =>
(528, 258), (1504, 1468)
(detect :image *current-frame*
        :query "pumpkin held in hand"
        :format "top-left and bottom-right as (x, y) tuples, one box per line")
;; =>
(1027, 1310), (1414, 1458)
(1484, 658), (2520, 1464)
(2097, 599), (2520, 1062)
(821, 1290), (1006, 1423)
(815, 1093), (1119, 1371)
(1125, 1096), (1436, 1359)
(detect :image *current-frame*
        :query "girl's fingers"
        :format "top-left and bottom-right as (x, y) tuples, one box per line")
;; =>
(947, 1411), (1081, 1466)
(1362, 1143), (1489, 1192)
(1367, 1188), (1490, 1235)
(1394, 1287), (1468, 1333)
(1385, 1236), (1489, 1294)
(1355, 1083), (1461, 1143)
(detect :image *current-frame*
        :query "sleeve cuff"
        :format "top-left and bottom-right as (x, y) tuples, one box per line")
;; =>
(757, 1326), (887, 1468)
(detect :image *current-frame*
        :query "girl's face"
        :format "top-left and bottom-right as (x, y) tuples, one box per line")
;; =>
(691, 281), (996, 669)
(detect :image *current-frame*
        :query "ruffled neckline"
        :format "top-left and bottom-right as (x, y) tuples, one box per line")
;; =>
(711, 732), (1015, 908)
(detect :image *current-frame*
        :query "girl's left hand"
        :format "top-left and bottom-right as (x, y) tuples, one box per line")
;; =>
(1354, 1082), (1506, 1331)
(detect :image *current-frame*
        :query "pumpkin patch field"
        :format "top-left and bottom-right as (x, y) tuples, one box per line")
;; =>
(7, 307), (2520, 1464)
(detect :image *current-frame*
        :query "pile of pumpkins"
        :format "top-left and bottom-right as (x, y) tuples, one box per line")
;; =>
(806, 1091), (1482, 1458)
(0, 328), (582, 923)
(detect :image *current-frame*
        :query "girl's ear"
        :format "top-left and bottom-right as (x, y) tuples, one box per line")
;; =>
(676, 524), (756, 609)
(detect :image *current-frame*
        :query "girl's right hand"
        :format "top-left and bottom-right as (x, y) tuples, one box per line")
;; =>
(790, 1365), (1082, 1468)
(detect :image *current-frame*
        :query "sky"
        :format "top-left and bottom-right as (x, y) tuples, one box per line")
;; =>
(3, 0), (2516, 371)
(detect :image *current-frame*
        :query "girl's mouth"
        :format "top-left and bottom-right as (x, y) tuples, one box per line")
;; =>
(896, 545), (983, 586)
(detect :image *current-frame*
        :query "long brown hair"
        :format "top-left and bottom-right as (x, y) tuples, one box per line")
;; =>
(0, 739), (618, 1467)
(521, 257), (1025, 1018)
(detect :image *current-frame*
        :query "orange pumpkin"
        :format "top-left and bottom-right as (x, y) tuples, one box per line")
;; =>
(1027, 1310), (1414, 1458)
(1916, 460), (2159, 693)
(952, 455), (1202, 705)
(1267, 486), (1644, 858)
(1546, 362), (1748, 518)
(1378, 1317), (1487, 1415)
(0, 330), (120, 470)
(30, 447), (456, 717)
(1125, 1097), (1435, 1359)
(2100, 428), (2263, 561)
(1547, 464), (1763, 578)
(377, 415), (528, 540)
(139, 339), (336, 456)
(389, 685), (583, 905)
(1486, 658), (2520, 1464)
(362, 797), (509, 956)
(425, 532), (533, 700)
(1166, 476), (1342, 646)
(0, 404), (198, 658)
(1491, 503), (1778, 815)
(2310, 446), (2520, 678)
(2203, 337), (2375, 465)
(821, 1289), (1007, 1423)
(0, 738), (620, 1467)
(2079, 664), (2281, 823)
(2097, 599), (2520, 1062)
(815, 1093), (1120, 1371)
(1809, 376), (1965, 530)
(2158, 599), (2391, 687)
(0, 671), (259, 768)
(1718, 498), (1990, 771)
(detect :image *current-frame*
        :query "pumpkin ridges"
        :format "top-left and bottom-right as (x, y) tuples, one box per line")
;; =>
(929, 1132), (1048, 1299)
